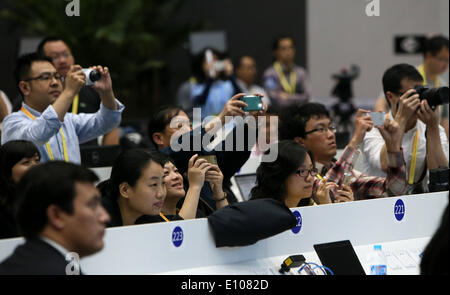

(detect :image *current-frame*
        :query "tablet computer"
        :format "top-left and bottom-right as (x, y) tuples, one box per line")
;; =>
(313, 240), (366, 275)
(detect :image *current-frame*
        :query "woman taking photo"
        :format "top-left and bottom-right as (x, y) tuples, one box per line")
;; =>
(99, 149), (218, 226)
(250, 140), (353, 207)
(160, 153), (228, 220)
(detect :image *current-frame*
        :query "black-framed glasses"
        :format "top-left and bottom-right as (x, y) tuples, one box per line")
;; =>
(24, 72), (64, 83)
(305, 125), (337, 135)
(295, 168), (318, 177)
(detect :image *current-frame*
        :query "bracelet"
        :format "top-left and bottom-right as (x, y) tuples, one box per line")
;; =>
(214, 192), (227, 202)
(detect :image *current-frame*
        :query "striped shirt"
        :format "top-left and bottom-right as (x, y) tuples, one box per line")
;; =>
(313, 146), (407, 201)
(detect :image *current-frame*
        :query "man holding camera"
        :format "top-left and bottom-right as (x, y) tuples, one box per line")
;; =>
(0, 53), (124, 163)
(361, 64), (449, 194)
(374, 35), (449, 138)
(37, 36), (120, 146)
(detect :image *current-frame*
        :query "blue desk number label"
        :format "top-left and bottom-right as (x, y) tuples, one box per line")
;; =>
(172, 226), (184, 247)
(291, 210), (302, 234)
(394, 199), (405, 221)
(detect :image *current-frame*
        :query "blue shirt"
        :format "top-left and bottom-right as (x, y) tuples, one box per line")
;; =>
(191, 80), (235, 119)
(1, 100), (124, 163)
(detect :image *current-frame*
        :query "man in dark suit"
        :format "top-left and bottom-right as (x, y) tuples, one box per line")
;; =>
(0, 161), (110, 275)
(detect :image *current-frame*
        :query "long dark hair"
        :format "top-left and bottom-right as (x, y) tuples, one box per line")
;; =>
(0, 140), (40, 208)
(250, 140), (314, 204)
(98, 149), (166, 201)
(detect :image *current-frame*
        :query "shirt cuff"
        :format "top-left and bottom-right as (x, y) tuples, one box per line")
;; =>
(99, 98), (125, 114)
(387, 148), (405, 168)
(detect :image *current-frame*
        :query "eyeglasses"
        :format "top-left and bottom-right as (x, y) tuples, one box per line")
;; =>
(24, 72), (64, 83)
(305, 125), (337, 135)
(295, 168), (318, 177)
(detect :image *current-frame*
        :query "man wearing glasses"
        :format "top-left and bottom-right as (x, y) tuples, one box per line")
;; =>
(37, 36), (120, 146)
(360, 64), (448, 194)
(0, 53), (124, 163)
(279, 102), (407, 201)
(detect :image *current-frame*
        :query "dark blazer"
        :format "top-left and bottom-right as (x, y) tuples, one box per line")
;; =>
(0, 238), (69, 275)
(207, 199), (297, 247)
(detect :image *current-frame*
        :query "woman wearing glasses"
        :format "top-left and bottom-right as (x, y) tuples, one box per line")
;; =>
(250, 140), (353, 207)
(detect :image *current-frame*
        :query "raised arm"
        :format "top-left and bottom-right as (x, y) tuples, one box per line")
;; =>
(178, 155), (211, 220)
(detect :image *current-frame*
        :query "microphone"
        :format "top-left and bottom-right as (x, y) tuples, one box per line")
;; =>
(82, 68), (101, 86)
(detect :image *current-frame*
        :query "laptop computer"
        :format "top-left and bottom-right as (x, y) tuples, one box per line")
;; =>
(313, 240), (366, 275)
(80, 145), (122, 168)
(234, 173), (257, 201)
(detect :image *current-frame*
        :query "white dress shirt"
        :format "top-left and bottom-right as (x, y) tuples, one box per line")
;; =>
(360, 112), (449, 192)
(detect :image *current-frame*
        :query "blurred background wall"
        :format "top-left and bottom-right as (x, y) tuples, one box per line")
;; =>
(0, 0), (448, 118)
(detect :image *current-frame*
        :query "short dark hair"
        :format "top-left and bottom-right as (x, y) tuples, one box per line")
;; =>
(0, 140), (40, 209)
(235, 55), (254, 69)
(98, 149), (165, 201)
(14, 52), (53, 96)
(15, 161), (99, 239)
(147, 105), (184, 149)
(423, 35), (449, 58)
(36, 36), (68, 57)
(272, 35), (295, 51)
(382, 64), (423, 103)
(250, 140), (314, 204)
(278, 102), (330, 140)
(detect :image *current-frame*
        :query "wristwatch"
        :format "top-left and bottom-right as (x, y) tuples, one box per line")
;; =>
(214, 191), (227, 202)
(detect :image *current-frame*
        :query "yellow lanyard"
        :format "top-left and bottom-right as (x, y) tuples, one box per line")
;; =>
(408, 130), (419, 185)
(21, 106), (69, 162)
(274, 62), (296, 94)
(71, 94), (79, 114)
(159, 212), (170, 222)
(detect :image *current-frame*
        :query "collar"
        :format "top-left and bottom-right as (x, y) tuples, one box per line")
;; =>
(315, 161), (334, 176)
(21, 102), (43, 117)
(40, 236), (71, 258)
(275, 61), (295, 72)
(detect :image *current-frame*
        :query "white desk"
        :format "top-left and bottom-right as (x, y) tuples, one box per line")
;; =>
(0, 191), (447, 275)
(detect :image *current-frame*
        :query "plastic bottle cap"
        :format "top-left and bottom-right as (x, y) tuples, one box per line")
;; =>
(374, 245), (382, 250)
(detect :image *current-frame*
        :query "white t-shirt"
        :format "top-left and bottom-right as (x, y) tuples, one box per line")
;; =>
(360, 113), (449, 192)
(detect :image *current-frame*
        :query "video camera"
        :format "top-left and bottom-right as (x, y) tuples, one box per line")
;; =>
(330, 65), (360, 147)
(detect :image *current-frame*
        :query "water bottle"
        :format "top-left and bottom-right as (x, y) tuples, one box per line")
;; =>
(369, 245), (387, 275)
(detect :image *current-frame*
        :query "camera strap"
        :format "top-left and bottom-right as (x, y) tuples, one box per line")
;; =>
(274, 62), (296, 94)
(21, 106), (69, 162)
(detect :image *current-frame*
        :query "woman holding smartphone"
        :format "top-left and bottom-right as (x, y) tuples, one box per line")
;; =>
(250, 140), (353, 207)
(158, 154), (228, 221)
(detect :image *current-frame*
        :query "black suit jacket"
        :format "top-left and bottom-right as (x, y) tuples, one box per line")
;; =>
(207, 199), (297, 247)
(0, 238), (70, 275)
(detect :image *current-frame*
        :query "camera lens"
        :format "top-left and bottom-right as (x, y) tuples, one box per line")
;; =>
(415, 86), (449, 109)
(89, 70), (101, 82)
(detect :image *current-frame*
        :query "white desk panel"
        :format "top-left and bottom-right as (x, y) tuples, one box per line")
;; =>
(0, 191), (447, 275)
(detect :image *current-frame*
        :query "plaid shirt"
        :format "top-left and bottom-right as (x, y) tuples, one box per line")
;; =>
(313, 146), (407, 202)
